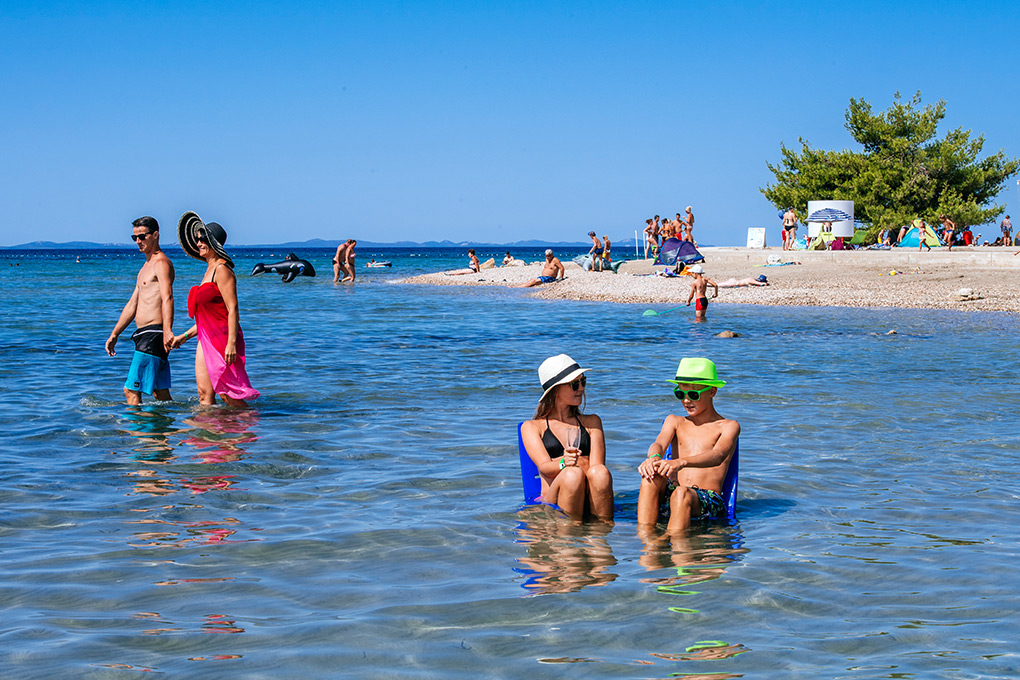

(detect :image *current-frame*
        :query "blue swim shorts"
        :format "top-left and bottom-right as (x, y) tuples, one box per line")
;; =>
(124, 324), (171, 395)
(538, 276), (556, 284)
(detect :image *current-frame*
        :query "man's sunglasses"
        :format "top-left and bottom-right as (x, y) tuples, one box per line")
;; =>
(130, 232), (153, 242)
(673, 385), (713, 401)
(569, 375), (587, 390)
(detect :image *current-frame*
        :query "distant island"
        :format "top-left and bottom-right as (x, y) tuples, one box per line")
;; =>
(1, 238), (596, 250)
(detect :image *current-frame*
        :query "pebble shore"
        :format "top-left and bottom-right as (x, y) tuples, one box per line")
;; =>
(395, 246), (1020, 312)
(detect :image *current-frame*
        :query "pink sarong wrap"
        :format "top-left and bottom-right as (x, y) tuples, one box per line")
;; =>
(188, 282), (260, 401)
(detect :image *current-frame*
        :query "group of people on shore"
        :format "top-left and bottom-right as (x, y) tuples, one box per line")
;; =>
(520, 354), (738, 535)
(642, 208), (696, 258)
(106, 214), (259, 407)
(331, 240), (358, 282)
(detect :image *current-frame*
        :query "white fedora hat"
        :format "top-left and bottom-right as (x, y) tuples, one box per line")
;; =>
(538, 354), (590, 401)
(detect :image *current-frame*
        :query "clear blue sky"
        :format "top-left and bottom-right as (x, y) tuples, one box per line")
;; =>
(2, 1), (1018, 247)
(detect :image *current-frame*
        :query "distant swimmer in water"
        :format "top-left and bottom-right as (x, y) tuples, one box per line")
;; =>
(445, 248), (481, 276)
(686, 264), (718, 320)
(717, 275), (768, 288)
(518, 249), (565, 287)
(519, 354), (613, 520)
(105, 216), (175, 405)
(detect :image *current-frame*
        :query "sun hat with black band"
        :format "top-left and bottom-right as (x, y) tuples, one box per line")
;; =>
(177, 211), (234, 269)
(666, 357), (726, 388)
(537, 354), (590, 401)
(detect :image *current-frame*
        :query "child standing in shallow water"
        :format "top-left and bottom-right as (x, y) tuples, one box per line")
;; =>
(685, 265), (717, 320)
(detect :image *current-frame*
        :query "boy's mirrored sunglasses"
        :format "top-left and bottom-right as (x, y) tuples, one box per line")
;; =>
(569, 375), (587, 390)
(673, 385), (713, 401)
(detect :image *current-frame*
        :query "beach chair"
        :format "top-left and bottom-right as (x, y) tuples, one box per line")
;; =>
(518, 422), (542, 504)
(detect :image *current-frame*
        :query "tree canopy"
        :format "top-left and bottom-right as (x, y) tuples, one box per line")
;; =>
(761, 92), (1019, 231)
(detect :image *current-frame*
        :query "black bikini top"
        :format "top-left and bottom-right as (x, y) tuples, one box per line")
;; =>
(542, 417), (591, 458)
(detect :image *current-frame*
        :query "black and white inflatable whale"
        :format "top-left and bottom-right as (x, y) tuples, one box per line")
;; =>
(250, 253), (316, 283)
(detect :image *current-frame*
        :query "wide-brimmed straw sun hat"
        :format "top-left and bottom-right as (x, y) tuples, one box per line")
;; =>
(178, 211), (234, 269)
(538, 354), (590, 401)
(666, 357), (726, 388)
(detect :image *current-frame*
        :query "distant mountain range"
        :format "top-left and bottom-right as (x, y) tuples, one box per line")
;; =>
(1, 238), (594, 250)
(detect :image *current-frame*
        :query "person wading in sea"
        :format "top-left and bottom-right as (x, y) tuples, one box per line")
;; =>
(105, 216), (176, 405)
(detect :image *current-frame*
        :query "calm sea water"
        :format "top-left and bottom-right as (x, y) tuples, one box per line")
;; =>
(1, 247), (1018, 679)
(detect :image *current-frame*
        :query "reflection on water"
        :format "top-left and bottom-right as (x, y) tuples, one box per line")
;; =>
(180, 409), (260, 464)
(513, 506), (618, 595)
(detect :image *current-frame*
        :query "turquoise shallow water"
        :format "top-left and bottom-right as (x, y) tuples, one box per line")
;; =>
(1, 248), (1019, 679)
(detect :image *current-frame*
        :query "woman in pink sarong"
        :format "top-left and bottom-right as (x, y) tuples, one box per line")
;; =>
(171, 212), (259, 407)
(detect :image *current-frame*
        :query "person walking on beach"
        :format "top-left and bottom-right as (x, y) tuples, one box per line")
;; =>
(782, 207), (797, 251)
(940, 215), (956, 251)
(685, 265), (718, 320)
(519, 354), (613, 520)
(1000, 215), (1012, 246)
(518, 249), (565, 287)
(684, 206), (695, 244)
(916, 219), (932, 252)
(170, 212), (259, 407)
(637, 358), (739, 534)
(106, 216), (176, 405)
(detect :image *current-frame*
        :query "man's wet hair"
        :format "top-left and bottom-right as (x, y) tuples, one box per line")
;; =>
(132, 216), (159, 232)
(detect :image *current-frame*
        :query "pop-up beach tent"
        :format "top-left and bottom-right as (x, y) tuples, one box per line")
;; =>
(655, 238), (704, 267)
(896, 222), (943, 248)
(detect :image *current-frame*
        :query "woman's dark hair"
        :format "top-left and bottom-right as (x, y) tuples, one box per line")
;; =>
(533, 384), (585, 420)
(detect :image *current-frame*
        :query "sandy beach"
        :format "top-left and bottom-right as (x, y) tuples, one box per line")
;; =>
(397, 246), (1020, 312)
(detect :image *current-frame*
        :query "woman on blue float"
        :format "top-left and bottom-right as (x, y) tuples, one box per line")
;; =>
(520, 354), (614, 520)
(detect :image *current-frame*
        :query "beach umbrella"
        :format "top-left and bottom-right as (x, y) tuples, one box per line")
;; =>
(806, 207), (853, 223)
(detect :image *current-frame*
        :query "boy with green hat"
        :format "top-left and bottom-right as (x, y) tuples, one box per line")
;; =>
(637, 357), (739, 534)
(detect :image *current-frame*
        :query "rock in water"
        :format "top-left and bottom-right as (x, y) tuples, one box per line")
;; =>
(715, 330), (741, 338)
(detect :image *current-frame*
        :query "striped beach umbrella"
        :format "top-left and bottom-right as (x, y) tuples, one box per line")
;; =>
(806, 207), (853, 223)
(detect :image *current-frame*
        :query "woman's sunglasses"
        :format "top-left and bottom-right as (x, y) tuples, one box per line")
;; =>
(568, 375), (587, 390)
(673, 385), (713, 401)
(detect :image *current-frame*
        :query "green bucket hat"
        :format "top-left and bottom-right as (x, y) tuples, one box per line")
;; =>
(666, 357), (726, 388)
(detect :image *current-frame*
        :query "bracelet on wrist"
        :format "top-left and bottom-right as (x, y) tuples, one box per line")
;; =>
(650, 453), (663, 460)
(559, 458), (566, 470)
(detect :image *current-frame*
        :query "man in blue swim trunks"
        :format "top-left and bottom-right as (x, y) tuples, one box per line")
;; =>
(106, 216), (176, 404)
(517, 249), (565, 288)
(637, 357), (739, 535)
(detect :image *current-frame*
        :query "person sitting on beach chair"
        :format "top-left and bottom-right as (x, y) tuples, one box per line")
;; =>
(519, 354), (613, 519)
(637, 358), (739, 535)
(518, 249), (565, 287)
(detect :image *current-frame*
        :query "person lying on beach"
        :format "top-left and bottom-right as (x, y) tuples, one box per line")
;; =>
(520, 354), (613, 520)
(717, 276), (768, 288)
(637, 358), (739, 534)
(445, 249), (481, 276)
(518, 249), (565, 287)
(685, 265), (717, 319)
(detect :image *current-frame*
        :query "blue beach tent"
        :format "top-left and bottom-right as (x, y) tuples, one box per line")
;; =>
(654, 238), (704, 268)
(896, 222), (943, 248)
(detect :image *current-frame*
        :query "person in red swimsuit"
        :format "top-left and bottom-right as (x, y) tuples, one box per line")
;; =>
(171, 212), (259, 407)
